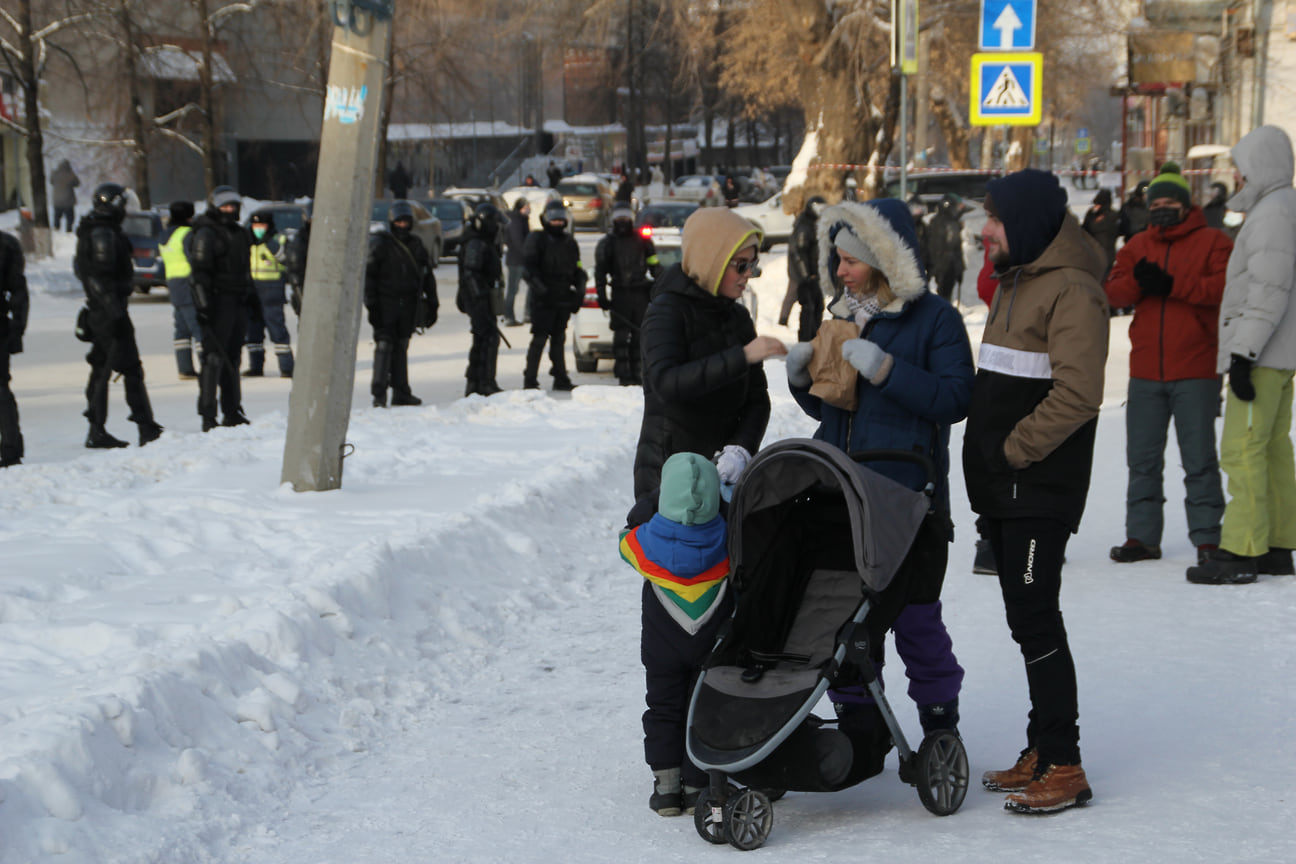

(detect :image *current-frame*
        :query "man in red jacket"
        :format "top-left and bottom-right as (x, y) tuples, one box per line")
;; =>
(1104, 163), (1231, 565)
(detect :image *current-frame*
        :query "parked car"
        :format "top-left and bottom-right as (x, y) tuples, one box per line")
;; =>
(501, 185), (562, 231)
(884, 169), (999, 252)
(555, 174), (615, 231)
(443, 186), (510, 216)
(883, 169), (998, 212)
(731, 193), (796, 250)
(421, 197), (473, 258)
(572, 220), (756, 374)
(369, 199), (443, 261)
(242, 202), (311, 239)
(123, 209), (167, 294)
(667, 174), (723, 207)
(635, 201), (701, 238)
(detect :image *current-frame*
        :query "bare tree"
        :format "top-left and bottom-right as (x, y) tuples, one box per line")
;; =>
(1, 0), (96, 233)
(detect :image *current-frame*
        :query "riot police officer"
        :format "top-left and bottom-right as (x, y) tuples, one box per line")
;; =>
(458, 202), (507, 396)
(364, 201), (437, 407)
(73, 182), (162, 448)
(1, 229), (27, 466)
(188, 185), (253, 431)
(594, 204), (660, 385)
(522, 201), (586, 391)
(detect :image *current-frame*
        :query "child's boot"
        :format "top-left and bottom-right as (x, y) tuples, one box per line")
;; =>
(649, 767), (683, 817)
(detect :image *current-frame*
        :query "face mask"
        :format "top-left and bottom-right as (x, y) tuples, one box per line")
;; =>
(252, 226), (267, 239)
(1148, 207), (1183, 227)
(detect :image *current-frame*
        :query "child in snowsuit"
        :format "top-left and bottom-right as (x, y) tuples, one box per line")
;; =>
(620, 452), (732, 816)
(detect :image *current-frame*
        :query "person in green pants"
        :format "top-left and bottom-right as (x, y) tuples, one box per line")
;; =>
(1187, 125), (1296, 585)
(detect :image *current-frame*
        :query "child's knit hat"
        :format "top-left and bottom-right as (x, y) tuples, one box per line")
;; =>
(658, 452), (721, 526)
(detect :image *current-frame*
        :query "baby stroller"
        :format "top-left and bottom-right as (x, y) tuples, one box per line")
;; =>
(686, 438), (968, 850)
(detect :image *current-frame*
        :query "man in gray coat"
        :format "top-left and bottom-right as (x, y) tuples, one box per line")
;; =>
(1187, 125), (1296, 585)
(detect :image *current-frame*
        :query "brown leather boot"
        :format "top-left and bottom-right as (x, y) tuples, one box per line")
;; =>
(982, 748), (1038, 792)
(1004, 763), (1093, 813)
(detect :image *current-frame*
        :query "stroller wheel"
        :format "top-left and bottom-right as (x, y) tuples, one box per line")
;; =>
(724, 788), (774, 851)
(915, 730), (969, 816)
(693, 786), (731, 845)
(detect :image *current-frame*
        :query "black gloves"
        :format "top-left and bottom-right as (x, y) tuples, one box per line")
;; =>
(1133, 257), (1174, 297)
(6, 332), (21, 355)
(1229, 354), (1256, 402)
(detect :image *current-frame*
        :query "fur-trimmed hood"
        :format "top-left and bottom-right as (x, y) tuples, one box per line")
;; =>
(817, 199), (927, 316)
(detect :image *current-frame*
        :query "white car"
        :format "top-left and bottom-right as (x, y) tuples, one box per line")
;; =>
(501, 185), (561, 231)
(571, 225), (756, 375)
(731, 193), (796, 250)
(667, 174), (723, 207)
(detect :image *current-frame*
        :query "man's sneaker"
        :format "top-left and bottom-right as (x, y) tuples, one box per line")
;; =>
(1258, 547), (1295, 576)
(1109, 539), (1161, 563)
(982, 748), (1038, 792)
(86, 427), (129, 449)
(1196, 544), (1218, 566)
(972, 538), (998, 575)
(649, 768), (682, 817)
(1004, 763), (1092, 814)
(1186, 549), (1259, 585)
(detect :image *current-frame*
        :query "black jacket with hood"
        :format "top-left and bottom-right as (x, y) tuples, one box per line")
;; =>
(633, 208), (770, 499)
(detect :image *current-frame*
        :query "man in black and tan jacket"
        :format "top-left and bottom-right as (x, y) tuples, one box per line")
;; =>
(962, 169), (1109, 815)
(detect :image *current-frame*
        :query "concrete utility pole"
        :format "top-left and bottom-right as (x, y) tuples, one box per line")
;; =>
(281, 0), (393, 492)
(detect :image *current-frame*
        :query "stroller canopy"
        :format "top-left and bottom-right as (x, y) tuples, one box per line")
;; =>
(727, 438), (930, 596)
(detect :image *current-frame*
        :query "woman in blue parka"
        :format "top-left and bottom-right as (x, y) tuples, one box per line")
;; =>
(785, 197), (975, 739)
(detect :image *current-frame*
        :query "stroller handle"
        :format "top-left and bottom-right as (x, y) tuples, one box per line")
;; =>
(846, 448), (937, 497)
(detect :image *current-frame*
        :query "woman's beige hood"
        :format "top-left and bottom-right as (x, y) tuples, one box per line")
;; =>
(681, 208), (763, 295)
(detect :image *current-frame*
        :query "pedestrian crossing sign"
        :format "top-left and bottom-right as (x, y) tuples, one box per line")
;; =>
(970, 52), (1042, 126)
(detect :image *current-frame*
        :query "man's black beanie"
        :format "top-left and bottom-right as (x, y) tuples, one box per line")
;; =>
(983, 169), (1069, 267)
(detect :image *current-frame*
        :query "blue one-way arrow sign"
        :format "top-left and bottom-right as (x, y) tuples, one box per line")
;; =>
(979, 0), (1036, 51)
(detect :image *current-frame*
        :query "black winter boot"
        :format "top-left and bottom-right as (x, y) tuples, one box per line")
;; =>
(86, 425), (129, 449)
(371, 340), (393, 408)
(243, 346), (265, 377)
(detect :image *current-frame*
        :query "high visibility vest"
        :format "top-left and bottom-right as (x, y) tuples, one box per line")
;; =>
(159, 226), (192, 280)
(250, 236), (285, 283)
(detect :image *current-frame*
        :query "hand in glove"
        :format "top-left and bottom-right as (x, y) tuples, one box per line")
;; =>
(1133, 257), (1174, 297)
(785, 342), (814, 388)
(7, 332), (22, 355)
(715, 444), (751, 485)
(841, 338), (893, 383)
(1229, 354), (1256, 401)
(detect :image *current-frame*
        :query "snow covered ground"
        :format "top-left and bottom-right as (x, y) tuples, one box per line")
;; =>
(1, 202), (1294, 863)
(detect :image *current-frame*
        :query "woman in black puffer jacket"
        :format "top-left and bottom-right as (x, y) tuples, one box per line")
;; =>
(632, 208), (788, 500)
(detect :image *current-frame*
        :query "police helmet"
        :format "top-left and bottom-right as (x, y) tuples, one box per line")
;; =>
(388, 200), (415, 225)
(208, 186), (241, 221)
(91, 183), (128, 220)
(543, 201), (570, 229)
(472, 202), (506, 235)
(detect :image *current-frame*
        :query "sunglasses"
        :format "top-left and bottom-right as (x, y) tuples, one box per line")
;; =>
(729, 256), (760, 276)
